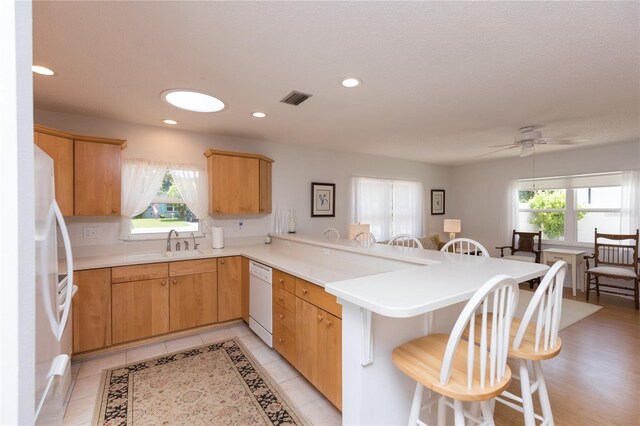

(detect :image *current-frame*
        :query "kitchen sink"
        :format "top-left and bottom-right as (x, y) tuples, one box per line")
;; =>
(126, 250), (205, 262)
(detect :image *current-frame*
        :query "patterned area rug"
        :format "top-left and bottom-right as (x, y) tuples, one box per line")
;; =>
(93, 338), (307, 425)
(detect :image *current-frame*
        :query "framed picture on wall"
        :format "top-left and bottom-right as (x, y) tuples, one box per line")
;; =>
(431, 189), (445, 215)
(311, 182), (335, 217)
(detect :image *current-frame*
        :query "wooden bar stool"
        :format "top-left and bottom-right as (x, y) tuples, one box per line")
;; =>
(392, 275), (519, 425)
(467, 261), (567, 426)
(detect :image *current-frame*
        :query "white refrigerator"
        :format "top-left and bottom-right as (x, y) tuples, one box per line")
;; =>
(34, 146), (75, 425)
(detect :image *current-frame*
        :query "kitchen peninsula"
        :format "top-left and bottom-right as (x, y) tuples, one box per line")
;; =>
(66, 234), (548, 424)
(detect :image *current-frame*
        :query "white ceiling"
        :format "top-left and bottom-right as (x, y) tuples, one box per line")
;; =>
(33, 1), (640, 165)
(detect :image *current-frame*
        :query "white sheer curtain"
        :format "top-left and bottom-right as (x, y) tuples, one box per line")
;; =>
(120, 159), (167, 239)
(351, 176), (422, 241)
(499, 179), (519, 244)
(620, 169), (640, 234)
(169, 163), (210, 231)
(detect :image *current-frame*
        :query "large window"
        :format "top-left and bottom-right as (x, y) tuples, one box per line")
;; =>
(352, 177), (422, 241)
(131, 171), (199, 235)
(517, 173), (622, 244)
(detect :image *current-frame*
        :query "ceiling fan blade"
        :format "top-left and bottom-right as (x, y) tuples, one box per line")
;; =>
(552, 138), (590, 145)
(475, 145), (519, 159)
(488, 143), (517, 148)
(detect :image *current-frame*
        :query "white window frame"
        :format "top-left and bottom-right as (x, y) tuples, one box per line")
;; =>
(127, 170), (203, 240)
(517, 172), (623, 247)
(351, 176), (423, 241)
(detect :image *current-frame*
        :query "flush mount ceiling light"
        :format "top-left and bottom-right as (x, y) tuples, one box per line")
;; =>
(163, 119), (178, 125)
(32, 65), (55, 76)
(161, 89), (225, 113)
(341, 77), (361, 88)
(252, 112), (267, 118)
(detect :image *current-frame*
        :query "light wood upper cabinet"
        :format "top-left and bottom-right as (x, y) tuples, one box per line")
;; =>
(73, 268), (112, 353)
(34, 130), (74, 216)
(33, 125), (126, 217)
(169, 272), (218, 332)
(74, 140), (122, 216)
(204, 149), (274, 215)
(112, 278), (169, 344)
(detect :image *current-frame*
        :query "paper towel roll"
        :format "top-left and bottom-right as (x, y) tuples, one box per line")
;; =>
(212, 226), (224, 249)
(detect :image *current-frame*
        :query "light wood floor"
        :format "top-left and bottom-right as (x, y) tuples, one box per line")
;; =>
(494, 285), (640, 426)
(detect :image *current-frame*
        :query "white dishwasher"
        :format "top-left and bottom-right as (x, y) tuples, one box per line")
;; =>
(249, 260), (273, 347)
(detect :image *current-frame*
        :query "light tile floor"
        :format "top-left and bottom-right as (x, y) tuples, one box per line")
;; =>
(63, 322), (342, 426)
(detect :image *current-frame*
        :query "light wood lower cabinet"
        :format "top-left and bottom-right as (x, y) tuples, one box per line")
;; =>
(217, 257), (242, 322)
(170, 272), (218, 332)
(73, 268), (112, 353)
(112, 278), (169, 344)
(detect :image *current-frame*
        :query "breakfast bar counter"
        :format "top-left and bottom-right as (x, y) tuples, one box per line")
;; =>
(63, 234), (548, 424)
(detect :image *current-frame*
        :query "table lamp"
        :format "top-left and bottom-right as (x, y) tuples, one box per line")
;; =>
(444, 219), (461, 241)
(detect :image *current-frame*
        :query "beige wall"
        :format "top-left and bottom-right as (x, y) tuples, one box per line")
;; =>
(449, 140), (640, 254)
(35, 109), (453, 246)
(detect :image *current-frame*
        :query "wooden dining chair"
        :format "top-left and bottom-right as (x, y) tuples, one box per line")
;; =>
(497, 230), (543, 288)
(322, 227), (341, 241)
(441, 238), (490, 257)
(388, 234), (424, 249)
(466, 261), (567, 426)
(392, 275), (519, 426)
(585, 228), (639, 309)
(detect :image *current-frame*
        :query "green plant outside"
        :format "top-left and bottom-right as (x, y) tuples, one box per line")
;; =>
(523, 190), (585, 239)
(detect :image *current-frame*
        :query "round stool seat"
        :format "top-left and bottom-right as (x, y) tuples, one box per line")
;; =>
(392, 334), (512, 402)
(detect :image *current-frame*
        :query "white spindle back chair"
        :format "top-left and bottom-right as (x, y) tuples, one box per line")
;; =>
(388, 234), (424, 249)
(495, 260), (567, 426)
(441, 238), (490, 257)
(393, 274), (519, 425)
(353, 231), (377, 246)
(322, 227), (341, 241)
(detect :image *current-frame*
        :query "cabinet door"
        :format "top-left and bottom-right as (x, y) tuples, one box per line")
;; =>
(34, 131), (74, 216)
(241, 257), (250, 323)
(318, 311), (342, 409)
(259, 159), (272, 214)
(74, 140), (121, 216)
(217, 256), (242, 322)
(170, 272), (217, 332)
(273, 320), (296, 366)
(209, 155), (259, 214)
(73, 269), (111, 353)
(112, 278), (169, 344)
(295, 298), (319, 384)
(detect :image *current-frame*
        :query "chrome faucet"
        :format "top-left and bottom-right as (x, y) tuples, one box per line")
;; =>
(166, 229), (179, 252)
(190, 232), (200, 250)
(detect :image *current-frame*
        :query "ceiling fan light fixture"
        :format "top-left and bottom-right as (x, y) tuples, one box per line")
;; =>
(520, 142), (535, 157)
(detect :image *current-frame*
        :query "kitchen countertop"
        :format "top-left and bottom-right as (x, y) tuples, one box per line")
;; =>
(63, 234), (549, 319)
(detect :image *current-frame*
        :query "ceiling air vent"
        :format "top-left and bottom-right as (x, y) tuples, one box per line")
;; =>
(280, 90), (312, 106)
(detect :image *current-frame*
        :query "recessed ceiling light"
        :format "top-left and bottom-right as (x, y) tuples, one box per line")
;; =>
(162, 89), (225, 113)
(252, 112), (267, 118)
(32, 65), (55, 76)
(341, 77), (361, 88)
(163, 119), (178, 125)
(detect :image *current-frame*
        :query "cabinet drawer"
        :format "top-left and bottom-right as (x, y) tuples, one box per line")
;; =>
(295, 278), (342, 318)
(273, 302), (295, 332)
(273, 320), (296, 366)
(170, 259), (217, 276)
(544, 253), (573, 263)
(112, 263), (168, 283)
(273, 287), (296, 312)
(273, 269), (295, 294)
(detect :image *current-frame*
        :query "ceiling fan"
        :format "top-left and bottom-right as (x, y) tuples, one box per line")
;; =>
(484, 125), (589, 158)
